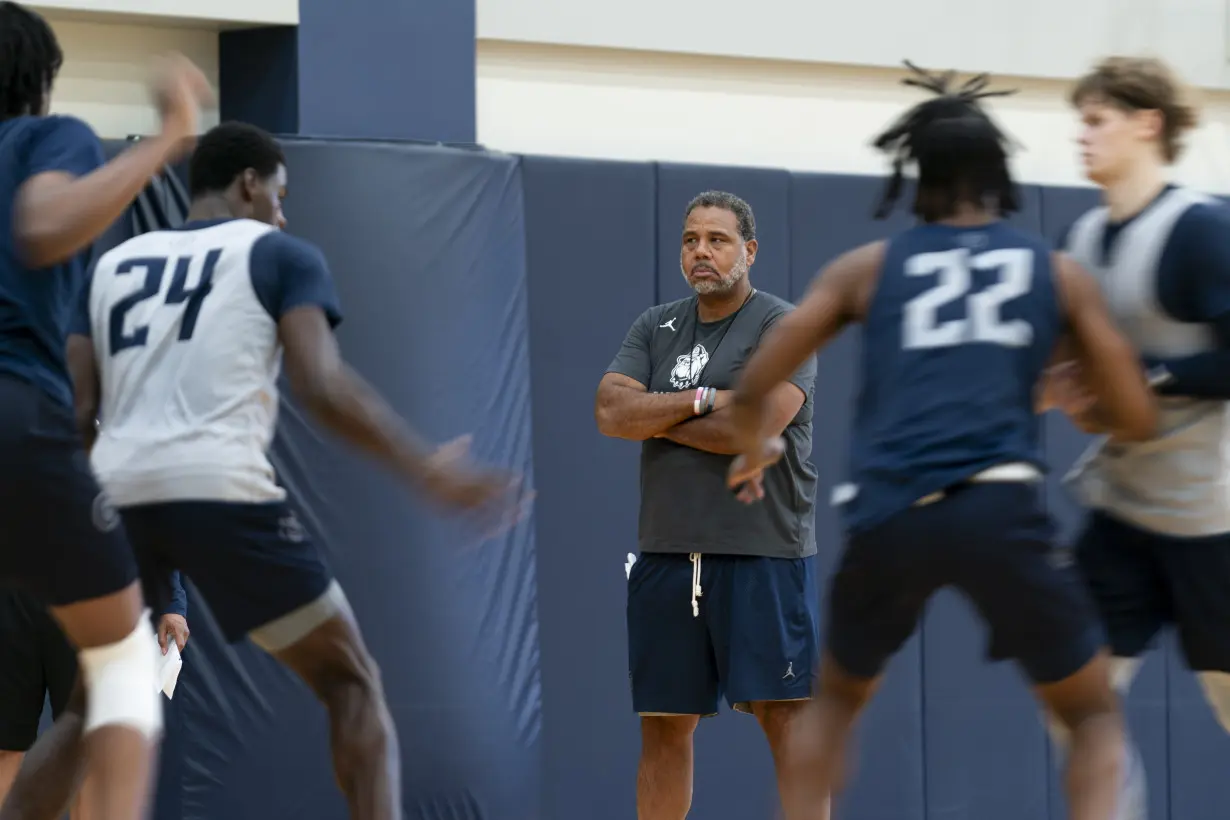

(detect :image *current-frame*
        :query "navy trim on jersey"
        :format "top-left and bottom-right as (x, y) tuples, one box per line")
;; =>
(249, 231), (344, 328)
(1064, 186), (1230, 399)
(73, 222), (346, 338)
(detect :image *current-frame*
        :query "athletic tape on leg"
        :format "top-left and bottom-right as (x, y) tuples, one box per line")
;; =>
(79, 610), (164, 737)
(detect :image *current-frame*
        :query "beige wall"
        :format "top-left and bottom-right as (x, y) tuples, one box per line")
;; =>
(45, 15), (220, 139)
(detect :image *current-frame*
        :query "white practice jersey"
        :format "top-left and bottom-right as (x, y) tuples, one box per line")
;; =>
(1063, 187), (1230, 536)
(78, 218), (342, 507)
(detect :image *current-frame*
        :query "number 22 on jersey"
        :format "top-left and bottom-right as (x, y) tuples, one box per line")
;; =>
(108, 249), (222, 356)
(902, 247), (1035, 350)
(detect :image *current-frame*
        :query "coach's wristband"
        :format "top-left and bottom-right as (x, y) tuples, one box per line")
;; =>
(694, 387), (706, 416)
(704, 388), (717, 414)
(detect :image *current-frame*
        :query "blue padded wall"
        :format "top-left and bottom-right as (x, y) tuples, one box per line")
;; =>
(521, 155), (657, 820)
(789, 172), (924, 820)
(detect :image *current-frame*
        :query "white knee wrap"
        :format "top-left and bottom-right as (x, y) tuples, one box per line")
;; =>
(78, 611), (163, 738)
(1198, 672), (1230, 734)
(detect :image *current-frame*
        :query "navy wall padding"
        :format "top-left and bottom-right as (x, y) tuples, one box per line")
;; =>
(790, 172), (924, 820)
(217, 26), (299, 135)
(520, 155), (656, 820)
(1168, 639), (1230, 820)
(220, 0), (475, 143)
(74, 138), (1230, 820)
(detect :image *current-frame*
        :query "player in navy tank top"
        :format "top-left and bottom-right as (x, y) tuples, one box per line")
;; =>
(725, 63), (1161, 820)
(0, 4), (212, 819)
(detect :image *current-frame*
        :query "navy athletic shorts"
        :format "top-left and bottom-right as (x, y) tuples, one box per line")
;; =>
(828, 482), (1104, 685)
(626, 551), (819, 716)
(1075, 510), (1230, 672)
(0, 588), (78, 751)
(0, 376), (137, 606)
(120, 500), (335, 645)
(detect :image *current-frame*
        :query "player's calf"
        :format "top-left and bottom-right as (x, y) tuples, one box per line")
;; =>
(38, 584), (161, 820)
(750, 700), (830, 820)
(1036, 651), (1128, 820)
(772, 656), (880, 820)
(1043, 656), (1144, 820)
(272, 603), (400, 820)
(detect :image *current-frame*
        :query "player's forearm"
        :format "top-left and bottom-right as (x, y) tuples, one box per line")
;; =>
(1146, 351), (1230, 399)
(297, 364), (437, 486)
(15, 135), (182, 268)
(657, 410), (742, 455)
(594, 385), (699, 440)
(732, 318), (816, 446)
(735, 313), (820, 411)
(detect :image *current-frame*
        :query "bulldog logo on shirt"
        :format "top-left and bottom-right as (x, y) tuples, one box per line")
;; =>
(669, 344), (709, 389)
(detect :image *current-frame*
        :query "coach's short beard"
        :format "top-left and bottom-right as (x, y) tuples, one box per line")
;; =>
(683, 250), (749, 296)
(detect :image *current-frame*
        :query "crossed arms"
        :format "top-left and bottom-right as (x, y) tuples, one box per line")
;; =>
(595, 373), (804, 455)
(594, 303), (809, 461)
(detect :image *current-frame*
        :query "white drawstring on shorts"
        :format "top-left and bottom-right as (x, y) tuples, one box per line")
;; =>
(689, 552), (703, 617)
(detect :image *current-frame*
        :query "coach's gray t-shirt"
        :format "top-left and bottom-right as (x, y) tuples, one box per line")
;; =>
(606, 290), (818, 559)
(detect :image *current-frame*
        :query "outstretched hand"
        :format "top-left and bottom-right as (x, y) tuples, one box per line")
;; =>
(422, 435), (534, 537)
(1039, 362), (1107, 434)
(727, 437), (786, 505)
(149, 53), (215, 159)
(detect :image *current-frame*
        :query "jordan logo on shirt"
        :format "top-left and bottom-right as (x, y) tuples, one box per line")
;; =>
(670, 344), (709, 389)
(660, 318), (677, 331)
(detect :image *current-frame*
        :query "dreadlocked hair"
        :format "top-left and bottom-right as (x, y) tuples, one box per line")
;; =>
(871, 61), (1019, 222)
(0, 2), (62, 121)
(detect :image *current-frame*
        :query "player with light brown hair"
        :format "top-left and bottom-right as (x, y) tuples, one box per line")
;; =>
(1046, 54), (1230, 820)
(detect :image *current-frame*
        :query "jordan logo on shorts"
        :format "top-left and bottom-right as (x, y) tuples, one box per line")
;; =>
(782, 662), (795, 680)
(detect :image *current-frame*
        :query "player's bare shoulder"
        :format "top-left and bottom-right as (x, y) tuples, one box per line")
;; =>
(818, 239), (888, 321)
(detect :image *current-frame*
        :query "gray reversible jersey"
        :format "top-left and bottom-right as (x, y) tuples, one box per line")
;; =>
(1064, 186), (1230, 536)
(606, 290), (818, 559)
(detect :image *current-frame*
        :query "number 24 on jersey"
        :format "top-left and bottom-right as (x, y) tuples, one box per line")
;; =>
(108, 249), (221, 356)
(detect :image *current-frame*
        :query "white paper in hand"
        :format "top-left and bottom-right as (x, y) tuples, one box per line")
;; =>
(156, 643), (183, 699)
(625, 553), (636, 579)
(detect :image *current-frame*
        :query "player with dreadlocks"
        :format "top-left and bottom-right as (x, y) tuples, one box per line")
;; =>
(723, 62), (1158, 820)
(0, 3), (211, 819)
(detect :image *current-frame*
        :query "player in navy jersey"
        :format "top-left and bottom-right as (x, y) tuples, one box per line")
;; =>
(724, 63), (1161, 820)
(64, 121), (526, 820)
(0, 4), (212, 819)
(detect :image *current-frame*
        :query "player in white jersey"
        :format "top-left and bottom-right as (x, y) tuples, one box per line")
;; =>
(65, 122), (527, 820)
(1044, 56), (1230, 820)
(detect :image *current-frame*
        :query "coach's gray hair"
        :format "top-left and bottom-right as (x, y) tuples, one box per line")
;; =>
(684, 191), (757, 243)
